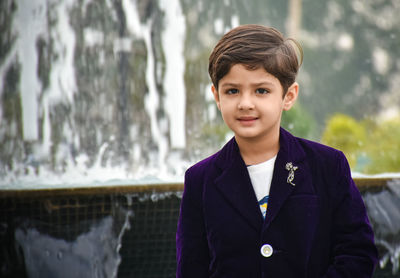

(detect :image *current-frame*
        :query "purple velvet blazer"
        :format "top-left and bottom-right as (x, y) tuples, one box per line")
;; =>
(176, 128), (378, 278)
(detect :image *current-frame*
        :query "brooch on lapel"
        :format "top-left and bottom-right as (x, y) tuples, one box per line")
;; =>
(285, 162), (298, 186)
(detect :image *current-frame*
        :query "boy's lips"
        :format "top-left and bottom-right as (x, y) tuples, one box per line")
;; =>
(237, 116), (258, 125)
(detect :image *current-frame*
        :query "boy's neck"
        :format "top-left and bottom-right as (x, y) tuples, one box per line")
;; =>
(235, 132), (280, 166)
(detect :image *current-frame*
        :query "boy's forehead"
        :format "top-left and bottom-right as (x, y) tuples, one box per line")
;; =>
(220, 64), (279, 83)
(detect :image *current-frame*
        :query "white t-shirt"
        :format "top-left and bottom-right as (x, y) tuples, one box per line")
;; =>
(247, 155), (277, 219)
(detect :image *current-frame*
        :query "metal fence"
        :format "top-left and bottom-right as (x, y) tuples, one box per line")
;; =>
(0, 179), (398, 277)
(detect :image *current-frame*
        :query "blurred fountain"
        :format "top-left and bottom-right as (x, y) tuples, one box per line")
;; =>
(364, 180), (400, 275)
(15, 211), (132, 278)
(0, 0), (196, 186)
(1, 0), (399, 186)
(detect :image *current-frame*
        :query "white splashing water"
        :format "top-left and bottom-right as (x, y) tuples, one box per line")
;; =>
(364, 179), (400, 274)
(47, 0), (77, 104)
(143, 23), (170, 171)
(0, 0), (190, 187)
(0, 44), (17, 126)
(159, 0), (187, 149)
(13, 0), (47, 141)
(123, 0), (169, 171)
(0, 140), (184, 189)
(9, 0), (77, 159)
(15, 211), (132, 278)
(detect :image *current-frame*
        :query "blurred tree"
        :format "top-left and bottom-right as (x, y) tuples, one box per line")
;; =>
(281, 103), (316, 139)
(321, 114), (366, 168)
(301, 0), (400, 131)
(322, 114), (400, 174)
(364, 118), (400, 174)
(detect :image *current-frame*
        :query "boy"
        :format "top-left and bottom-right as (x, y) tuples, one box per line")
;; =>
(176, 24), (378, 277)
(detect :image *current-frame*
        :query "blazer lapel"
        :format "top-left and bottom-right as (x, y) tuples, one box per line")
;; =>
(263, 128), (307, 230)
(214, 139), (264, 231)
(212, 128), (308, 232)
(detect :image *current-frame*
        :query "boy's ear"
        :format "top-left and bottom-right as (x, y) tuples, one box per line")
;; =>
(211, 85), (221, 110)
(283, 82), (299, 111)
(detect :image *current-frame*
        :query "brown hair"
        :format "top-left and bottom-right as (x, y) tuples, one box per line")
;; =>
(208, 24), (303, 95)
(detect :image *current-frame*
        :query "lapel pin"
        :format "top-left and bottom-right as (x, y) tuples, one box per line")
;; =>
(285, 162), (298, 186)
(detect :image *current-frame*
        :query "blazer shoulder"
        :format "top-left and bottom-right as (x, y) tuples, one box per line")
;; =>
(186, 151), (220, 178)
(182, 149), (223, 202)
(185, 137), (236, 180)
(296, 136), (345, 164)
(294, 136), (354, 189)
(294, 136), (352, 180)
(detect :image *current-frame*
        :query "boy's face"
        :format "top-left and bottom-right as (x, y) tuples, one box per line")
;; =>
(212, 64), (298, 144)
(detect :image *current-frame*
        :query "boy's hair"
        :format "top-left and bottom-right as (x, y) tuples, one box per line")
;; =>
(208, 24), (303, 95)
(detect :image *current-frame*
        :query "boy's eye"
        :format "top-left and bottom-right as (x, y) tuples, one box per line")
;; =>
(226, 89), (239, 95)
(256, 88), (269, 94)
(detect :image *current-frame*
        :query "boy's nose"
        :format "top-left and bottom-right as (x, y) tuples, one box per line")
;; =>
(237, 93), (255, 110)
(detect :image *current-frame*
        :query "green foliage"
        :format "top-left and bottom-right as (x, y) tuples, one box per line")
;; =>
(300, 0), (400, 134)
(322, 114), (366, 168)
(364, 119), (400, 174)
(321, 114), (400, 174)
(201, 122), (231, 145)
(281, 103), (316, 139)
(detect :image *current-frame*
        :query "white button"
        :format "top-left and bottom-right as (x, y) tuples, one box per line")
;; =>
(260, 244), (273, 257)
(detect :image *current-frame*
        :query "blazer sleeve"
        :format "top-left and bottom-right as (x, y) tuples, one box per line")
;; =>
(322, 151), (378, 278)
(176, 167), (210, 278)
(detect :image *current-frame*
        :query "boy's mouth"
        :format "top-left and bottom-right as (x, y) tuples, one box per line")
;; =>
(237, 116), (258, 125)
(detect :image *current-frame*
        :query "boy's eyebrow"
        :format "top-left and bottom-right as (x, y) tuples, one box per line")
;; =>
(220, 81), (276, 88)
(219, 82), (240, 88)
(251, 81), (276, 87)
